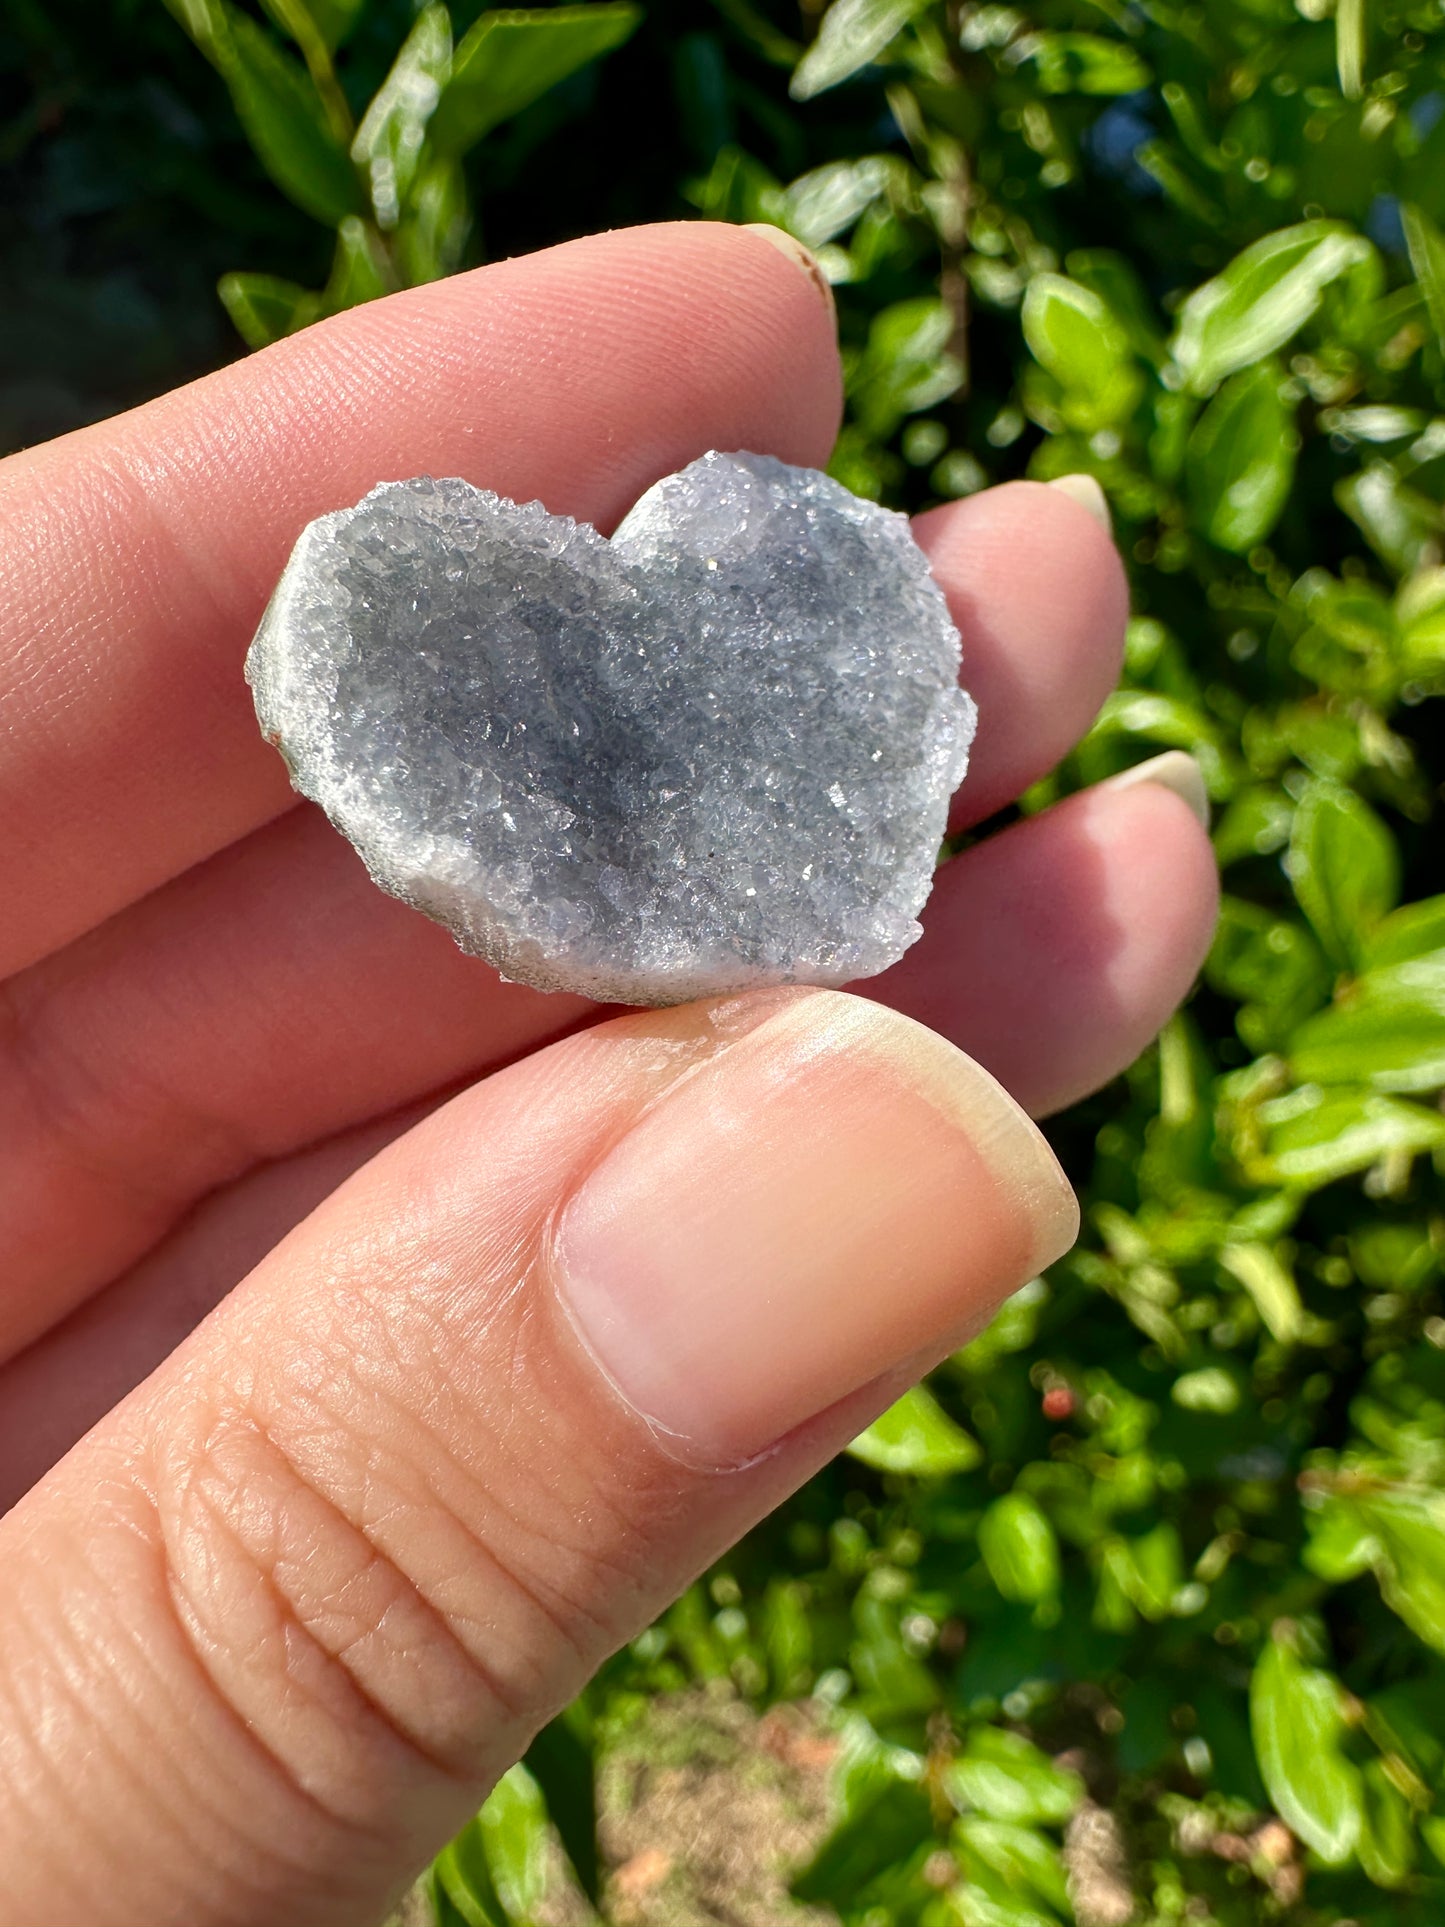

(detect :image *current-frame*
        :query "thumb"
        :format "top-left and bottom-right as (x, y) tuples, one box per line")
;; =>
(0, 988), (1076, 1927)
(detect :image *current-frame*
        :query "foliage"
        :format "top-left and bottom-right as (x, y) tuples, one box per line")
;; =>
(10, 0), (1445, 1920)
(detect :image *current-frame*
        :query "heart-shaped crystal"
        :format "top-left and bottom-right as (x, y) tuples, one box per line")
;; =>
(247, 450), (975, 1005)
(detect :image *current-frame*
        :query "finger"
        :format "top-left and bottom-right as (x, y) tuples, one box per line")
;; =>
(914, 479), (1128, 832)
(0, 222), (840, 979)
(0, 1099), (436, 1516)
(0, 806), (592, 1360)
(0, 766), (1215, 1446)
(0, 991), (1075, 1925)
(872, 758), (1220, 1115)
(0, 761), (1209, 1360)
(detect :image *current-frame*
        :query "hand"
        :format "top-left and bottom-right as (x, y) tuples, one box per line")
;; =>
(0, 223), (1217, 1924)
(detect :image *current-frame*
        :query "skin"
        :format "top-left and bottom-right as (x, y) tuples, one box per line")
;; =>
(0, 223), (1219, 1925)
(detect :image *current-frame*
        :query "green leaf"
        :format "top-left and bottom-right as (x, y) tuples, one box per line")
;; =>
(1098, 1524), (1184, 1621)
(1303, 1495), (1379, 1584)
(1336, 0), (1366, 99)
(954, 1818), (1070, 1913)
(1356, 1491), (1445, 1656)
(323, 215), (397, 312)
(259, 0), (364, 55)
(978, 1494), (1060, 1604)
(396, 154), (471, 284)
(478, 1763), (549, 1920)
(1403, 203), (1445, 350)
(431, 5), (641, 158)
(1258, 1088), (1445, 1186)
(1289, 779), (1400, 968)
(1250, 1636), (1363, 1865)
(1291, 966), (1445, 1095)
(433, 1815), (509, 1927)
(1365, 895), (1445, 969)
(1019, 32), (1150, 96)
(948, 1728), (1083, 1827)
(1358, 1757), (1415, 1888)
(1172, 221), (1373, 394)
(846, 1384), (982, 1476)
(189, 3), (365, 225)
(216, 270), (322, 348)
(1171, 1366), (1241, 1413)
(779, 154), (897, 250)
(162, 0), (228, 55)
(523, 1708), (599, 1903)
(351, 3), (452, 229)
(849, 296), (963, 433)
(1185, 360), (1297, 553)
(1022, 274), (1142, 431)
(789, 0), (929, 101)
(1218, 1242), (1304, 1343)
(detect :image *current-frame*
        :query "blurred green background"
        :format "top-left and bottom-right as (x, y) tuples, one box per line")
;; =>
(8, 2), (1445, 1922)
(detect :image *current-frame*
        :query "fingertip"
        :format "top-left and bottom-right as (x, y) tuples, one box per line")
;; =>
(915, 482), (1130, 829)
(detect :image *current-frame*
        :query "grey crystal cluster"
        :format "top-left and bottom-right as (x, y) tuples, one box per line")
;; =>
(247, 451), (975, 1005)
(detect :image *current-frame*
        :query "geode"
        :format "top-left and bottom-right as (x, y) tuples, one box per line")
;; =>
(247, 450), (975, 1005)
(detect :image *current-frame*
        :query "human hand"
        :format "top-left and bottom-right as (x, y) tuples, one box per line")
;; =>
(0, 223), (1216, 1923)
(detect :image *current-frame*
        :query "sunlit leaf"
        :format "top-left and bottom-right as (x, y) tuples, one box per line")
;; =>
(978, 1494), (1060, 1604)
(165, 0), (365, 225)
(1403, 202), (1445, 349)
(948, 1729), (1083, 1827)
(431, 4), (641, 156)
(789, 0), (930, 101)
(1018, 32), (1150, 96)
(847, 1384), (982, 1476)
(1022, 273), (1142, 431)
(1257, 1088), (1445, 1185)
(1172, 222), (1373, 394)
(352, 4), (452, 229)
(216, 269), (322, 347)
(1289, 778), (1399, 968)
(1186, 360), (1297, 552)
(1250, 1636), (1363, 1865)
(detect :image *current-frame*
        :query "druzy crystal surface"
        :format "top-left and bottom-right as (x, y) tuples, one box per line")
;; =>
(247, 451), (975, 1005)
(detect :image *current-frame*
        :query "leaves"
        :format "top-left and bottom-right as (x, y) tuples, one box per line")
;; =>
(216, 270), (321, 349)
(1186, 360), (1297, 553)
(1290, 963), (1445, 1095)
(1403, 202), (1445, 350)
(351, 3), (451, 229)
(789, 0), (930, 101)
(1288, 779), (1400, 969)
(1257, 1087), (1445, 1186)
(847, 1384), (982, 1476)
(978, 1494), (1060, 1605)
(949, 1729), (1084, 1827)
(1018, 33), (1150, 97)
(431, 5), (642, 158)
(1022, 274), (1142, 431)
(1250, 1635), (1364, 1864)
(1336, 0), (1367, 100)
(1172, 222), (1373, 394)
(163, 0), (364, 225)
(522, 1710), (599, 1902)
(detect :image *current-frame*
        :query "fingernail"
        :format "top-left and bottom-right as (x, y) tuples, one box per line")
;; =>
(741, 223), (835, 313)
(1047, 474), (1111, 531)
(1102, 749), (1210, 830)
(554, 991), (1077, 1466)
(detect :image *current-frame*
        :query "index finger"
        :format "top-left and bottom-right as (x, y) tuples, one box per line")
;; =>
(0, 222), (840, 979)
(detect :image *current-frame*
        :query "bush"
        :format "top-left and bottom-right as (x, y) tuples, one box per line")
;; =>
(10, 2), (1445, 1920)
